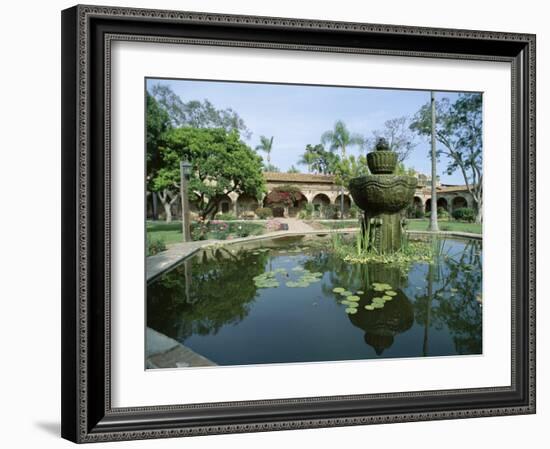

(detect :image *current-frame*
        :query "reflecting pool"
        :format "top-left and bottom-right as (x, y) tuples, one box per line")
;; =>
(147, 236), (482, 367)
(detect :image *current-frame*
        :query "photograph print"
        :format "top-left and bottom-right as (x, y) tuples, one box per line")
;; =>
(145, 78), (483, 369)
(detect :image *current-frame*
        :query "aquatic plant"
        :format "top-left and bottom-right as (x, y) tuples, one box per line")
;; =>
(329, 235), (434, 274)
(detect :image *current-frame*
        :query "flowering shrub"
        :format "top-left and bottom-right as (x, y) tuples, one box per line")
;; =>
(264, 185), (305, 207)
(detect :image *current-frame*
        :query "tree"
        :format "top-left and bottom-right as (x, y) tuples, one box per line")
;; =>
(154, 128), (265, 221)
(255, 135), (274, 164)
(395, 162), (417, 176)
(287, 165), (300, 173)
(321, 120), (365, 158)
(367, 116), (417, 162)
(333, 155), (369, 189)
(149, 84), (251, 138)
(410, 93), (483, 223)
(263, 163), (280, 172)
(321, 121), (365, 218)
(298, 144), (340, 174)
(146, 92), (172, 219)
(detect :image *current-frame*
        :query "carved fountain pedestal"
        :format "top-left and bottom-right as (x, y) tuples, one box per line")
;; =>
(349, 139), (417, 254)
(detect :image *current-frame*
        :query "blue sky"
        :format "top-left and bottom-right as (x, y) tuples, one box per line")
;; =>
(147, 78), (475, 184)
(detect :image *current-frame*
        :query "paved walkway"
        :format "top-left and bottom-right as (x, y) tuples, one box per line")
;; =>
(277, 217), (316, 233)
(146, 328), (216, 369)
(146, 240), (210, 282)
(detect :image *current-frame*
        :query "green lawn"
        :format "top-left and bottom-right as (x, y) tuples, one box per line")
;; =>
(147, 220), (266, 245)
(406, 219), (481, 234)
(147, 221), (187, 245)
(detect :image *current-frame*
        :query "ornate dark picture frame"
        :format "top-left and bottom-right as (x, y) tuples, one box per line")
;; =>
(61, 4), (536, 443)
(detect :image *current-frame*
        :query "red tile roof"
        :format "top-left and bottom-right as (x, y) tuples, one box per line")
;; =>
(263, 172), (335, 184)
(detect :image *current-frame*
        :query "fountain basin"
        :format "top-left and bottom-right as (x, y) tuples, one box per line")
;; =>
(349, 175), (417, 214)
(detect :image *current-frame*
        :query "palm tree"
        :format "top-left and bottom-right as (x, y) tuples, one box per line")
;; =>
(298, 147), (317, 173)
(321, 120), (364, 218)
(256, 135), (274, 165)
(321, 120), (364, 158)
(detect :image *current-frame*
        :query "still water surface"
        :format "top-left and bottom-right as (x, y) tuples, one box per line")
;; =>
(147, 236), (482, 366)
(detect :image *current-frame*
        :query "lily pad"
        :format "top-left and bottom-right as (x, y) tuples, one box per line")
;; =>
(347, 295), (360, 302)
(340, 291), (353, 297)
(345, 307), (358, 314)
(304, 277), (321, 283)
(385, 290), (397, 296)
(256, 280), (279, 288)
(364, 305), (375, 311)
(332, 287), (345, 293)
(372, 303), (385, 309)
(292, 266), (304, 271)
(382, 295), (392, 301)
(357, 290), (364, 295)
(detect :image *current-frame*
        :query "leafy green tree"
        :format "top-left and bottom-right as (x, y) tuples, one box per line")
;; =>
(146, 93), (172, 219)
(255, 135), (274, 164)
(298, 144), (340, 174)
(146, 92), (171, 174)
(367, 116), (417, 162)
(333, 155), (369, 188)
(154, 128), (265, 221)
(149, 84), (251, 138)
(410, 93), (483, 222)
(287, 165), (300, 173)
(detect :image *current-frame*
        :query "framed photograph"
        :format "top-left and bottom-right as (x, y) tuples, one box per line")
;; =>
(61, 4), (536, 443)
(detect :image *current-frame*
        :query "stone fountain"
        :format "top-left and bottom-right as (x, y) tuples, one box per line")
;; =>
(349, 138), (417, 253)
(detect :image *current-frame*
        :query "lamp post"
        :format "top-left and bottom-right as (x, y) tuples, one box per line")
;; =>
(180, 160), (192, 242)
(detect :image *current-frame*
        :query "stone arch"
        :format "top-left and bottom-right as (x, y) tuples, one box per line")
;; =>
(335, 194), (352, 217)
(289, 194), (308, 217)
(413, 196), (423, 210)
(452, 196), (468, 210)
(312, 193), (330, 206)
(437, 197), (448, 211)
(236, 194), (259, 217)
(425, 198), (432, 212)
(263, 187), (307, 218)
(217, 194), (233, 215)
(312, 193), (331, 218)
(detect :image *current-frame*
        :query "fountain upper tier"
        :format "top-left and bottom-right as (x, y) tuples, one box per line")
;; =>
(349, 138), (416, 215)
